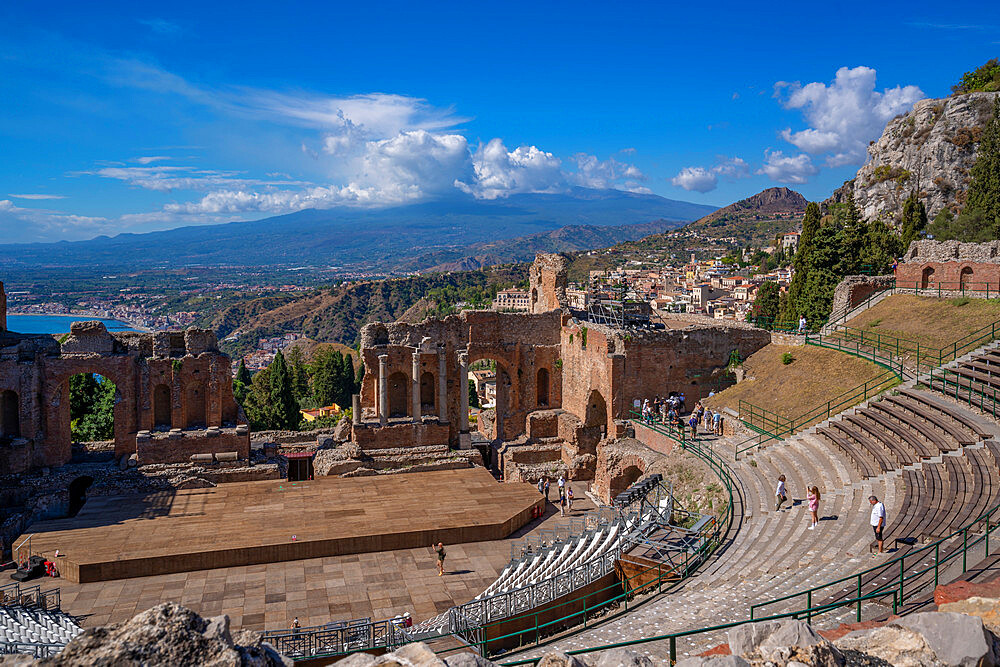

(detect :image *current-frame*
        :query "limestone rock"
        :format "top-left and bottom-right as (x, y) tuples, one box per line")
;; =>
(676, 657), (750, 667)
(443, 653), (498, 666)
(835, 92), (1000, 223)
(333, 417), (353, 442)
(39, 602), (290, 667)
(728, 619), (843, 667)
(537, 652), (589, 667)
(835, 611), (999, 667)
(940, 596), (1000, 634)
(592, 648), (653, 666)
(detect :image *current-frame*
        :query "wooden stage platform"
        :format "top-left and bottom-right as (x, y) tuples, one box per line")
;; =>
(20, 468), (543, 584)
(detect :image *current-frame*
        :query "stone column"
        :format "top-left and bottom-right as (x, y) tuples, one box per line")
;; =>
(438, 346), (448, 422)
(378, 354), (388, 426)
(411, 351), (421, 423)
(458, 350), (469, 432)
(352, 394), (360, 425)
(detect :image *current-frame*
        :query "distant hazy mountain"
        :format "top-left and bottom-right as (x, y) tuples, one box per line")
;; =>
(0, 188), (716, 273)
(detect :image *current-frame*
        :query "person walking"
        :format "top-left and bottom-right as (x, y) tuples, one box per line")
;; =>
(775, 475), (787, 511)
(869, 495), (887, 554)
(807, 486), (820, 529)
(557, 475), (566, 494)
(712, 411), (721, 436)
(798, 315), (808, 334)
(558, 488), (567, 516)
(543, 477), (550, 502)
(434, 542), (446, 576)
(567, 487), (574, 511)
(537, 477), (545, 496)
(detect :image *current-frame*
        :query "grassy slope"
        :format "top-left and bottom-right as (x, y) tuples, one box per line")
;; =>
(703, 344), (886, 420)
(843, 295), (1000, 349)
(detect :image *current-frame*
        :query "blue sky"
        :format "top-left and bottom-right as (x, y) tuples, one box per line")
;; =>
(1, 0), (998, 242)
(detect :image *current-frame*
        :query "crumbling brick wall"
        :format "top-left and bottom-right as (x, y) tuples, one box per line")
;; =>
(529, 253), (570, 314)
(896, 240), (1000, 290)
(0, 321), (245, 471)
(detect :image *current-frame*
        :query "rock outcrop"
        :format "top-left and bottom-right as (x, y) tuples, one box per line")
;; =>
(14, 603), (290, 667)
(836, 91), (1000, 223)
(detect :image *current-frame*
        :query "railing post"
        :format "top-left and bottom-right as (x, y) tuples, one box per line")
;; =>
(935, 542), (940, 587)
(806, 590), (812, 624)
(669, 636), (677, 665)
(964, 528), (968, 573)
(856, 576), (862, 622)
(899, 557), (905, 606)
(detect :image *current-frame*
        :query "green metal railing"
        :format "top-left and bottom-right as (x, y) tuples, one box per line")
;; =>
(814, 318), (1000, 376)
(734, 369), (900, 459)
(629, 410), (689, 444)
(751, 499), (1000, 623)
(929, 367), (1000, 419)
(895, 280), (1000, 298)
(823, 283), (895, 331)
(748, 316), (814, 334)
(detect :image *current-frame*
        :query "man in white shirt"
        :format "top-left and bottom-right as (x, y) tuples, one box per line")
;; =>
(869, 495), (887, 554)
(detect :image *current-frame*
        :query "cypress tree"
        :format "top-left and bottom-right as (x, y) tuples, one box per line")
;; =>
(268, 350), (300, 430)
(343, 354), (356, 404)
(355, 360), (365, 394)
(310, 347), (336, 407)
(900, 193), (927, 250)
(235, 359), (251, 387)
(285, 346), (310, 401)
(780, 201), (821, 321)
(963, 97), (1000, 239)
(233, 360), (251, 407)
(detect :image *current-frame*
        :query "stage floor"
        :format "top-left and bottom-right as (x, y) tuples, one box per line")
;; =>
(21, 468), (542, 583)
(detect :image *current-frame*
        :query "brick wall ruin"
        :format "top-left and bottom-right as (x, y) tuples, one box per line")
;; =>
(355, 254), (771, 483)
(896, 240), (1000, 290)
(0, 321), (247, 474)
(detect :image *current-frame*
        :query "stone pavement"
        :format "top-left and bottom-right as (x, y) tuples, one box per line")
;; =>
(38, 480), (595, 634)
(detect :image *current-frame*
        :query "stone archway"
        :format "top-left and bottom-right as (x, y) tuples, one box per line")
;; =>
(388, 371), (409, 418)
(921, 266), (935, 289)
(585, 389), (608, 430)
(961, 266), (974, 289)
(609, 464), (645, 499)
(420, 371), (435, 412)
(468, 354), (517, 441)
(185, 383), (206, 428)
(0, 390), (19, 439)
(153, 384), (172, 429)
(537, 367), (550, 407)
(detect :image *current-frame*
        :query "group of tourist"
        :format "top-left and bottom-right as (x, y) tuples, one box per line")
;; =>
(639, 394), (726, 438)
(774, 475), (887, 553)
(537, 475), (574, 516)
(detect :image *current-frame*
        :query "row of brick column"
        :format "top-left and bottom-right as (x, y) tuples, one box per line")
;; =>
(371, 348), (469, 431)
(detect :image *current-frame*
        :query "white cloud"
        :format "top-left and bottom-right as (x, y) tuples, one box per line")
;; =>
(569, 154), (646, 191)
(90, 166), (309, 193)
(671, 167), (717, 193)
(7, 193), (66, 200)
(670, 156), (750, 193)
(134, 156), (173, 165)
(0, 199), (109, 242)
(777, 66), (924, 167)
(757, 151), (818, 184)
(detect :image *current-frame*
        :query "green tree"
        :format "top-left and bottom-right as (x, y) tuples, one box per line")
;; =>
(900, 194), (928, 250)
(71, 375), (115, 441)
(69, 373), (100, 422)
(863, 219), (905, 273)
(748, 281), (781, 324)
(780, 201), (821, 322)
(268, 350), (301, 430)
(952, 58), (1000, 94)
(310, 346), (337, 407)
(468, 379), (480, 409)
(286, 346), (310, 402)
(963, 97), (1000, 239)
(233, 360), (251, 407)
(342, 354), (357, 404)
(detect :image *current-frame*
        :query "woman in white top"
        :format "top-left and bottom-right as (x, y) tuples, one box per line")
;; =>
(775, 475), (787, 511)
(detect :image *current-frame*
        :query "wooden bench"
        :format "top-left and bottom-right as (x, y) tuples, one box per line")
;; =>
(949, 365), (1000, 392)
(844, 412), (932, 462)
(915, 461), (946, 542)
(897, 388), (993, 440)
(828, 420), (898, 472)
(816, 426), (879, 478)
(884, 395), (977, 446)
(867, 402), (959, 452)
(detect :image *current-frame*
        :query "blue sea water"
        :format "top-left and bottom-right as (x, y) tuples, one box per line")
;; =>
(6, 314), (137, 334)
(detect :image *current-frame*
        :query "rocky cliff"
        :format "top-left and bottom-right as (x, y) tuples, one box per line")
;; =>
(835, 91), (999, 223)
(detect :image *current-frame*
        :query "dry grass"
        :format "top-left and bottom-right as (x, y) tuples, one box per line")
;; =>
(843, 295), (1000, 349)
(702, 344), (886, 420)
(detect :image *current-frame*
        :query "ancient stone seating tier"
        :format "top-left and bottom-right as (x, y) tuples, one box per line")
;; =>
(931, 348), (1000, 399)
(816, 389), (982, 479)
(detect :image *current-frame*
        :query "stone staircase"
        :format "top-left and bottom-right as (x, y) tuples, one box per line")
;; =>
(507, 347), (1000, 663)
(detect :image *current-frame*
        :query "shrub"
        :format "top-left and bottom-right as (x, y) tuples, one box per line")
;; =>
(781, 352), (795, 365)
(952, 297), (971, 307)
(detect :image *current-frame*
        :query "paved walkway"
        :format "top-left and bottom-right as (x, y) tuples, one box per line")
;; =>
(39, 480), (595, 634)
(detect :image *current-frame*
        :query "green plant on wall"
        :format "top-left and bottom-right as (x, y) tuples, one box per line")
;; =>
(581, 327), (588, 349)
(171, 359), (183, 373)
(554, 358), (563, 370)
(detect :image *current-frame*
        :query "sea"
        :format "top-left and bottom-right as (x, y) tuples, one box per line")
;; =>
(6, 314), (138, 335)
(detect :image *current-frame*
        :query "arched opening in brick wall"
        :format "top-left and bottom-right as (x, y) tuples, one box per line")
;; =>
(921, 266), (935, 289)
(585, 389), (608, 433)
(536, 368), (550, 407)
(153, 384), (172, 429)
(531, 288), (538, 308)
(961, 266), (974, 288)
(68, 373), (119, 443)
(469, 355), (514, 441)
(185, 383), (206, 428)
(0, 390), (19, 440)
(420, 371), (435, 412)
(609, 464), (645, 499)
(388, 371), (409, 418)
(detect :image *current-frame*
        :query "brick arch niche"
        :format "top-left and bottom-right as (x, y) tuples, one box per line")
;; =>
(0, 389), (19, 439)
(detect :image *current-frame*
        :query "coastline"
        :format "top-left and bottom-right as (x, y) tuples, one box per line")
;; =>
(7, 312), (153, 333)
